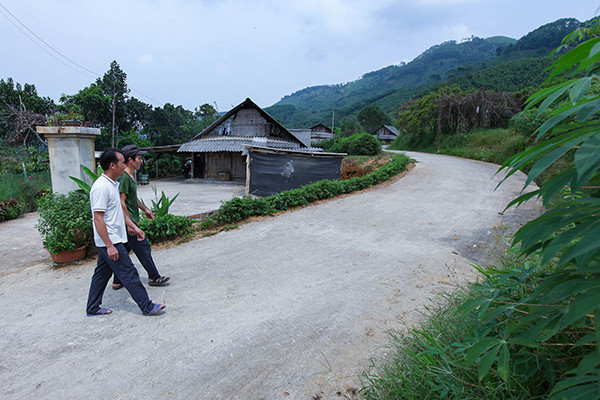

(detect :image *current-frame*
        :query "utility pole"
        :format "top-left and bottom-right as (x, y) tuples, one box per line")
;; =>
(331, 109), (335, 134)
(111, 93), (116, 147)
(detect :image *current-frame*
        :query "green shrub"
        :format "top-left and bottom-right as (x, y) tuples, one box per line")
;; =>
(139, 213), (194, 243)
(0, 199), (24, 222)
(508, 108), (552, 136)
(35, 192), (92, 254)
(213, 154), (411, 225)
(318, 132), (382, 155)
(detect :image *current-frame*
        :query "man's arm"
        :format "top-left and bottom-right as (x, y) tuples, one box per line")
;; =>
(138, 198), (154, 221)
(120, 193), (145, 241)
(94, 211), (120, 261)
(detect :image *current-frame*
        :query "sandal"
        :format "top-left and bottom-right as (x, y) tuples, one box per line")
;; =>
(148, 276), (170, 286)
(87, 308), (113, 317)
(144, 303), (166, 316)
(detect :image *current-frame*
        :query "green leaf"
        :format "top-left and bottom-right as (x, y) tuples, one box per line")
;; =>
(497, 342), (510, 381)
(465, 336), (502, 365)
(477, 343), (502, 380)
(558, 224), (600, 266)
(569, 77), (592, 105)
(574, 134), (600, 182)
(577, 352), (600, 376)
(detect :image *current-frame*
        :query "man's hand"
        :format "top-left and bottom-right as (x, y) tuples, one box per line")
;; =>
(107, 244), (119, 261)
(144, 208), (154, 221)
(132, 225), (146, 241)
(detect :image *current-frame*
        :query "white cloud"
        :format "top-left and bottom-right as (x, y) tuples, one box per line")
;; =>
(138, 54), (154, 65)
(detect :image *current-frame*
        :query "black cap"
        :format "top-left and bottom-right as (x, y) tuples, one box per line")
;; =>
(121, 144), (147, 160)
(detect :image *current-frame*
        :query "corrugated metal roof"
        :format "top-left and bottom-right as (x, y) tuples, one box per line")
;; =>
(179, 136), (304, 153)
(382, 125), (400, 136)
(288, 129), (312, 147)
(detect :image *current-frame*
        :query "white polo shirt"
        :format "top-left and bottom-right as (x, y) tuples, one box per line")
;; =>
(90, 174), (127, 247)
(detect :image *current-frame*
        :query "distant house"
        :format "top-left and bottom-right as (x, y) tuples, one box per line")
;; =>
(310, 123), (333, 143)
(178, 98), (316, 180)
(374, 125), (400, 144)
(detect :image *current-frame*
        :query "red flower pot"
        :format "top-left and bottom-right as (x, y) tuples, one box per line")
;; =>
(49, 245), (87, 263)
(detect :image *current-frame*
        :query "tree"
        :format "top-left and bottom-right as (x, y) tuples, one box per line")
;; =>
(96, 61), (129, 146)
(60, 84), (111, 126)
(0, 78), (55, 145)
(145, 103), (198, 146)
(357, 105), (391, 134)
(126, 97), (153, 131)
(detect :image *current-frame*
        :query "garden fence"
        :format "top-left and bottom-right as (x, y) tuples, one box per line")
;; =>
(0, 170), (51, 206)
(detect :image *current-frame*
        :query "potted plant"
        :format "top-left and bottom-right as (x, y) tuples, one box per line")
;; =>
(46, 111), (89, 127)
(35, 192), (92, 263)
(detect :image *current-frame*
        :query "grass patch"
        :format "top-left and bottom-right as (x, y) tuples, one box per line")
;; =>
(437, 128), (527, 165)
(360, 247), (592, 400)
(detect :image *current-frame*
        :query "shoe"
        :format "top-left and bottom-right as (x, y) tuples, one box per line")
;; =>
(144, 303), (166, 316)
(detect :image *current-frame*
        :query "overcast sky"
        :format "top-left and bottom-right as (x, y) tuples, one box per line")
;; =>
(0, 0), (598, 112)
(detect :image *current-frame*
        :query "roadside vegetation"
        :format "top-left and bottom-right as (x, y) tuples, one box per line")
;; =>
(361, 18), (600, 400)
(199, 153), (411, 229)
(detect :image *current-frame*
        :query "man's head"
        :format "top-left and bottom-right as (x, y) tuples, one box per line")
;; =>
(121, 145), (147, 166)
(99, 148), (126, 177)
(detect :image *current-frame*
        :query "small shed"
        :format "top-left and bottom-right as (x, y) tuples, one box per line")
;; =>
(178, 98), (314, 181)
(374, 125), (400, 144)
(310, 123), (333, 143)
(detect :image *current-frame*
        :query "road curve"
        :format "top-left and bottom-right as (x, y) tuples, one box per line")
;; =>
(0, 151), (542, 399)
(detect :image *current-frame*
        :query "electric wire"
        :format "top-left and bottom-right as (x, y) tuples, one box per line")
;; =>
(0, 1), (100, 77)
(0, 1), (165, 107)
(0, 6), (97, 80)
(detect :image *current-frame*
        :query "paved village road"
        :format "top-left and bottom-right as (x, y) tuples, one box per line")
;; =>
(0, 152), (543, 399)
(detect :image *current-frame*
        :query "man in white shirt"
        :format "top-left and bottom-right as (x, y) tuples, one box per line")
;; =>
(86, 149), (166, 316)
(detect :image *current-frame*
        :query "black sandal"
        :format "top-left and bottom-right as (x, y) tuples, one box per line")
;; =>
(148, 276), (170, 286)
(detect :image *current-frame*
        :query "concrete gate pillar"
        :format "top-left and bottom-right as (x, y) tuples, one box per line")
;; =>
(36, 126), (101, 194)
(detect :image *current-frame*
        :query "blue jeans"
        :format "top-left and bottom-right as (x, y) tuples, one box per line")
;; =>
(113, 234), (161, 285)
(86, 243), (153, 314)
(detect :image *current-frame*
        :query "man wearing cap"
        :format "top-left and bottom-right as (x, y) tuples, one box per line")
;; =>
(86, 148), (166, 316)
(111, 144), (170, 290)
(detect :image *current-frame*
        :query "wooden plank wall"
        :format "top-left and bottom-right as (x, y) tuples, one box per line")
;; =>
(205, 152), (246, 179)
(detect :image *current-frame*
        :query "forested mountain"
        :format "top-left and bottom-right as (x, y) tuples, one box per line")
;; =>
(266, 18), (583, 128)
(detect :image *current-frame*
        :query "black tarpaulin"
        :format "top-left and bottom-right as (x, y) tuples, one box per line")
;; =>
(249, 151), (342, 196)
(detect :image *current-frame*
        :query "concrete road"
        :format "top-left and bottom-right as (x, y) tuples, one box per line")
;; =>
(0, 179), (245, 277)
(0, 152), (542, 399)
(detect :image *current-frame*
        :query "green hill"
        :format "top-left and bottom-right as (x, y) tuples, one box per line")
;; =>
(266, 18), (583, 128)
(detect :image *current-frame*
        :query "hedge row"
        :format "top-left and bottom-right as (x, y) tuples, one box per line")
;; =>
(214, 154), (411, 225)
(139, 213), (195, 243)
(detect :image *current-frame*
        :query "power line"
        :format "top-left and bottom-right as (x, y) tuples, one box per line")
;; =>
(0, 1), (100, 77)
(0, 1), (165, 107)
(0, 6), (97, 80)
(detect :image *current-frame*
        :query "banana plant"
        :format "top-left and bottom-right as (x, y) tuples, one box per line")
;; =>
(69, 165), (102, 195)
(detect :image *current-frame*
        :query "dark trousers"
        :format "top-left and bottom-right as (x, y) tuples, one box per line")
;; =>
(113, 234), (160, 285)
(86, 243), (153, 314)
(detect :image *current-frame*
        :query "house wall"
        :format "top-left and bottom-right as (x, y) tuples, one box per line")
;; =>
(205, 152), (246, 179)
(210, 108), (289, 140)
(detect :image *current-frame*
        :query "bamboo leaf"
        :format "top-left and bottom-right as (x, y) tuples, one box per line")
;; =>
(561, 292), (600, 328)
(496, 342), (510, 381)
(465, 337), (502, 365)
(477, 343), (501, 380)
(574, 134), (600, 181)
(547, 37), (600, 80)
(558, 224), (600, 267)
(576, 98), (600, 122)
(569, 77), (592, 105)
